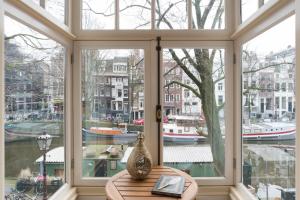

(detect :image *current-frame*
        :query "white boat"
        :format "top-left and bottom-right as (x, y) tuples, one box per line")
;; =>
(242, 122), (295, 141)
(163, 115), (206, 143)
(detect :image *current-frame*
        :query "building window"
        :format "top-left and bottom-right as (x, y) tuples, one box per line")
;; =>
(218, 95), (223, 105)
(218, 83), (223, 91)
(118, 89), (122, 97)
(282, 97), (286, 109)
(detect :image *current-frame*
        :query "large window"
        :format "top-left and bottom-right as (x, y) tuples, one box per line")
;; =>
(4, 17), (66, 199)
(162, 47), (226, 177)
(241, 16), (295, 199)
(81, 49), (145, 177)
(81, 0), (225, 30)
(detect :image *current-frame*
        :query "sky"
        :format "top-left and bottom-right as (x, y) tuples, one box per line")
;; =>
(243, 15), (295, 55)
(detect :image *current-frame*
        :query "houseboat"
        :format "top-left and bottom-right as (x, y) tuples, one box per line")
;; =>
(242, 122), (295, 141)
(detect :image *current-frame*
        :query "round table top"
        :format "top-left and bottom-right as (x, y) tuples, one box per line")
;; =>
(105, 166), (198, 200)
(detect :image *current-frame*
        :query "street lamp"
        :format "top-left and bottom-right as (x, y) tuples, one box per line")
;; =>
(37, 132), (52, 200)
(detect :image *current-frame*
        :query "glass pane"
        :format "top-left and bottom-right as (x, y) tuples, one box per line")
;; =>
(81, 49), (145, 177)
(242, 16), (295, 199)
(192, 0), (225, 29)
(82, 0), (115, 29)
(31, 0), (65, 24)
(45, 0), (65, 23)
(241, 0), (271, 22)
(119, 0), (151, 29)
(155, 0), (188, 29)
(4, 17), (65, 198)
(162, 48), (225, 177)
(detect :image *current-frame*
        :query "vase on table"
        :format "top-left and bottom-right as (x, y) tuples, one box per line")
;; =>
(126, 132), (152, 179)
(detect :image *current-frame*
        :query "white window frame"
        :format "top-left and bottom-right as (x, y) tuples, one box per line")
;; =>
(72, 0), (235, 40)
(160, 40), (234, 185)
(1, 1), (73, 198)
(233, 0), (298, 198)
(73, 41), (154, 186)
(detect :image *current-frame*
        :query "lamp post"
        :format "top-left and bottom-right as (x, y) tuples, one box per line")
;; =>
(37, 132), (52, 200)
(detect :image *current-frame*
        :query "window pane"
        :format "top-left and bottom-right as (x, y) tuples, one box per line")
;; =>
(32, 0), (65, 24)
(242, 16), (295, 198)
(119, 0), (151, 29)
(81, 49), (144, 177)
(192, 0), (225, 29)
(241, 0), (271, 22)
(82, 0), (115, 29)
(4, 17), (65, 198)
(156, 0), (188, 29)
(162, 48), (225, 177)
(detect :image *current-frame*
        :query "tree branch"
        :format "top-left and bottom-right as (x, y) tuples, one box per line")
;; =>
(200, 0), (216, 28)
(169, 49), (202, 87)
(164, 80), (202, 99)
(243, 62), (294, 74)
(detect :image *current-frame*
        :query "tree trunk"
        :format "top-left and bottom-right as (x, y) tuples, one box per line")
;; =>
(199, 58), (225, 174)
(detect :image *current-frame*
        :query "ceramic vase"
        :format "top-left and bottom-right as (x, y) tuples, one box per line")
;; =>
(126, 132), (152, 179)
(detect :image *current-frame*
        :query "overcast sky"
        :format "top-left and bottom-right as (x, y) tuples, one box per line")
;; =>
(243, 15), (295, 55)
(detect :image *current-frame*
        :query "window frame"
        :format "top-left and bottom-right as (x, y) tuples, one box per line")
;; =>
(233, 0), (297, 197)
(1, 1), (73, 198)
(160, 40), (234, 186)
(73, 40), (155, 186)
(72, 0), (235, 40)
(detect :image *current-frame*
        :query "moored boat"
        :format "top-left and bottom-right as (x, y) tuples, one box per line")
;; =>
(242, 122), (295, 141)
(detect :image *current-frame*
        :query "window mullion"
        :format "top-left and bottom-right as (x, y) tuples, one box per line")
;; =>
(151, 0), (155, 30)
(116, 0), (119, 30)
(188, 0), (192, 29)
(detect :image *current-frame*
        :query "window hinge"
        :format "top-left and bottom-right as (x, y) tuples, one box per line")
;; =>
(233, 54), (236, 65)
(71, 54), (74, 65)
(71, 158), (74, 169)
(233, 158), (236, 169)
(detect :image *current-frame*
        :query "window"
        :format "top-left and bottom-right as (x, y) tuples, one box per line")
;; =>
(241, 0), (271, 22)
(4, 17), (65, 199)
(32, 0), (66, 24)
(266, 98), (271, 110)
(275, 97), (280, 109)
(282, 97), (286, 109)
(81, 0), (225, 30)
(162, 46), (228, 178)
(281, 82), (286, 91)
(241, 16), (295, 198)
(218, 83), (223, 91)
(218, 95), (223, 105)
(81, 48), (144, 178)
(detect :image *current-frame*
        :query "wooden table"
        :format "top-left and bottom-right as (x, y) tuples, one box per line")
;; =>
(105, 166), (198, 200)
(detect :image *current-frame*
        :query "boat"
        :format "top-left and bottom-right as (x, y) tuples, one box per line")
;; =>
(163, 115), (207, 143)
(242, 122), (295, 141)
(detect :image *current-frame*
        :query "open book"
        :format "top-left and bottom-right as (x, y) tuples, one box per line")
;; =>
(151, 175), (185, 197)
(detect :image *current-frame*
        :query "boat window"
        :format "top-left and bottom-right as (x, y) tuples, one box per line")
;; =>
(244, 129), (251, 133)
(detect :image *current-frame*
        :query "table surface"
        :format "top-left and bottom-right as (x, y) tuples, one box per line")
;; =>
(105, 166), (198, 200)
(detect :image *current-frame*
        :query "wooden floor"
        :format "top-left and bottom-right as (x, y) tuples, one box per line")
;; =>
(106, 166), (198, 200)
